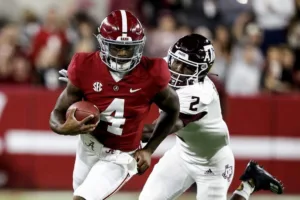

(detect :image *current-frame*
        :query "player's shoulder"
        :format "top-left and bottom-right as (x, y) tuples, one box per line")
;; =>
(199, 77), (216, 104)
(71, 51), (100, 67)
(67, 51), (101, 88)
(139, 56), (169, 74)
(177, 78), (215, 105)
(138, 56), (170, 86)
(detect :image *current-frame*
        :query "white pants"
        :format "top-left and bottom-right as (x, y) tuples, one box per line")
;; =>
(73, 134), (138, 200)
(139, 145), (234, 200)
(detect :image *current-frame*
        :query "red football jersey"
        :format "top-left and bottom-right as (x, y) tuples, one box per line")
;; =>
(68, 52), (170, 151)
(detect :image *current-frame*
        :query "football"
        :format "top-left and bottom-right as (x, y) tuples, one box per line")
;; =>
(66, 101), (100, 124)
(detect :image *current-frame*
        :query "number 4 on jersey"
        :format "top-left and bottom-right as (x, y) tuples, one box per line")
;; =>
(100, 98), (125, 136)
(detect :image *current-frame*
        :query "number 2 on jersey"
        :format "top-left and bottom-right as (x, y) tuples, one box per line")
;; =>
(189, 96), (200, 111)
(100, 98), (125, 136)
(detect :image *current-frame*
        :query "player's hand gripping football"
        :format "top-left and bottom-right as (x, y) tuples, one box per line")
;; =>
(59, 108), (97, 135)
(134, 148), (152, 175)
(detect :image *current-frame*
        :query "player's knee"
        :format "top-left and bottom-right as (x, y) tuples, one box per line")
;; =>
(73, 196), (85, 200)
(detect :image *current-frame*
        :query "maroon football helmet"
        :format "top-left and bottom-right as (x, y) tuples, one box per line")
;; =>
(168, 34), (215, 88)
(96, 10), (146, 72)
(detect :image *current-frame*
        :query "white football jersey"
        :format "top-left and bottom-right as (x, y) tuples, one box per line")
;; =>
(175, 77), (230, 165)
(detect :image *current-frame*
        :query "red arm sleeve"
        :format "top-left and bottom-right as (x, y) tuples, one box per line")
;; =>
(67, 53), (81, 88)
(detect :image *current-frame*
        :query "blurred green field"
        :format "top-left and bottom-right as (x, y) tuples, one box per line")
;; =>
(0, 191), (298, 200)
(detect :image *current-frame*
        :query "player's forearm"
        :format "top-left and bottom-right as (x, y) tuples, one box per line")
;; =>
(143, 119), (183, 133)
(142, 118), (184, 142)
(49, 109), (67, 135)
(143, 111), (179, 154)
(49, 83), (83, 135)
(49, 91), (70, 135)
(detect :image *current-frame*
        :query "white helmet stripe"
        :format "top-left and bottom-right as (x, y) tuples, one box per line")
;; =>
(120, 10), (127, 37)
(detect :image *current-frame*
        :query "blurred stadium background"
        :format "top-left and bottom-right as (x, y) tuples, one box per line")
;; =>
(0, 0), (300, 199)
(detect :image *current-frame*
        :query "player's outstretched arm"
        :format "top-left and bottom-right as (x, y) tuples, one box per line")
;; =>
(142, 110), (206, 142)
(142, 119), (184, 143)
(143, 86), (179, 153)
(134, 86), (179, 174)
(49, 82), (96, 135)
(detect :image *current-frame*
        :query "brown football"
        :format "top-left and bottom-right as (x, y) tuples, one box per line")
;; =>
(66, 101), (100, 124)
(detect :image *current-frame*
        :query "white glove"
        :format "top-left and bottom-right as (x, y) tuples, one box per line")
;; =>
(58, 69), (68, 83)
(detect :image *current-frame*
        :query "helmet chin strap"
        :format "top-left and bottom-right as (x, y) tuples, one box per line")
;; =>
(109, 60), (131, 72)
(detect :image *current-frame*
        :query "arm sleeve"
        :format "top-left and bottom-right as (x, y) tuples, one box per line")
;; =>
(179, 112), (207, 127)
(158, 90), (208, 126)
(177, 87), (210, 126)
(177, 90), (208, 115)
(67, 53), (81, 88)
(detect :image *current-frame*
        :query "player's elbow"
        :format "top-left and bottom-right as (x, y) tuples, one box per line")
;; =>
(49, 111), (58, 133)
(49, 110), (63, 135)
(49, 123), (58, 134)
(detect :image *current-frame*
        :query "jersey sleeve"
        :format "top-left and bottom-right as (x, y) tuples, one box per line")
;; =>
(67, 53), (82, 88)
(177, 87), (208, 115)
(149, 57), (171, 93)
(176, 85), (212, 126)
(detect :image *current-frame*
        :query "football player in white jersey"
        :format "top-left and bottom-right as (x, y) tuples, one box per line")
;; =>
(58, 33), (284, 200)
(139, 34), (234, 200)
(139, 34), (283, 200)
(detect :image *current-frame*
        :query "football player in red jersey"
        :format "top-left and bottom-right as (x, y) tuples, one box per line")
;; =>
(49, 10), (179, 200)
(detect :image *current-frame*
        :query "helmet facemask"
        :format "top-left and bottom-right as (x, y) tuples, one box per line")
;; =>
(97, 34), (145, 73)
(168, 49), (209, 88)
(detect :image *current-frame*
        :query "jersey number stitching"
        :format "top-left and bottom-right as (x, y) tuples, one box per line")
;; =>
(189, 96), (200, 111)
(100, 98), (125, 136)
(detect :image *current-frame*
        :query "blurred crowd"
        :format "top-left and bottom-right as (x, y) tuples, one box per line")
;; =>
(1, 0), (300, 96)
